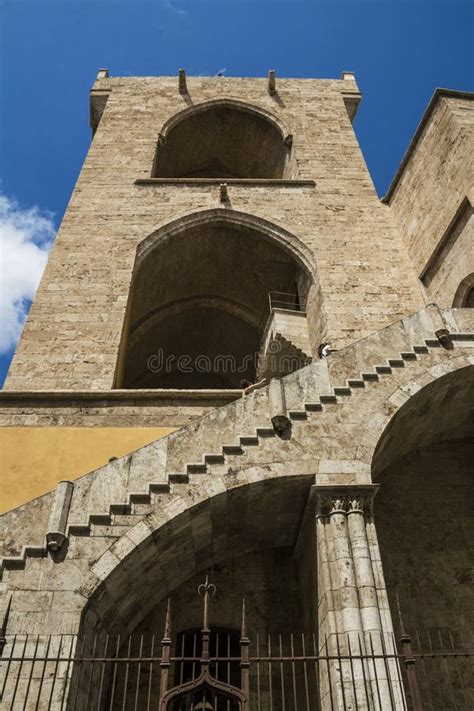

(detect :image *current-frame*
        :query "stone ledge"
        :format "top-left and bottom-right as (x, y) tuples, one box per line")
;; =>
(134, 177), (316, 187)
(0, 389), (241, 406)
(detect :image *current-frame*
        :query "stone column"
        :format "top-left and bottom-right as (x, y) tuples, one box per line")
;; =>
(316, 485), (405, 711)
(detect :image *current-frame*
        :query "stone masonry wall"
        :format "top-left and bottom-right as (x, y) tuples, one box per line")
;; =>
(5, 74), (425, 391)
(386, 91), (474, 305)
(2, 306), (472, 591)
(0, 391), (238, 427)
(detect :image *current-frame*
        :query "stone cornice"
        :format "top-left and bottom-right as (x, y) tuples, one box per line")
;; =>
(135, 178), (316, 187)
(0, 389), (240, 405)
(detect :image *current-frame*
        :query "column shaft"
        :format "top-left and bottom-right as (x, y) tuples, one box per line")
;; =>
(315, 485), (406, 711)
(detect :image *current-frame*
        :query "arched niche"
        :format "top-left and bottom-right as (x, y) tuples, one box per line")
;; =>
(152, 99), (294, 179)
(115, 210), (316, 390)
(371, 366), (474, 705)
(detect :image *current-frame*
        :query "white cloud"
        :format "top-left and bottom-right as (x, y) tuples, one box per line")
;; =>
(0, 193), (56, 354)
(163, 0), (186, 15)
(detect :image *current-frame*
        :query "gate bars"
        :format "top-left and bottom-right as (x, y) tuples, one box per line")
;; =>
(1, 583), (473, 710)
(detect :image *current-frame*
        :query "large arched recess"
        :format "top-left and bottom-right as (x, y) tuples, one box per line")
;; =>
(72, 474), (315, 707)
(152, 99), (294, 179)
(115, 209), (318, 389)
(371, 366), (474, 702)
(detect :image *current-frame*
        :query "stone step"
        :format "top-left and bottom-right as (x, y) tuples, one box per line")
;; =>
(388, 358), (404, 368)
(255, 426), (275, 438)
(129, 492), (152, 505)
(68, 524), (92, 536)
(289, 410), (307, 420)
(347, 379), (365, 388)
(304, 402), (323, 412)
(362, 372), (379, 382)
(168, 472), (189, 484)
(2, 556), (28, 570)
(149, 482), (170, 494)
(187, 462), (208, 474)
(319, 394), (338, 404)
(109, 502), (132, 515)
(334, 386), (351, 396)
(204, 453), (225, 464)
(222, 444), (244, 456)
(239, 435), (259, 447)
(425, 339), (442, 348)
(89, 513), (112, 526)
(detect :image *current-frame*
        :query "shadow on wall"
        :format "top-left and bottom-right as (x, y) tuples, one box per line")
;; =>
(372, 366), (474, 706)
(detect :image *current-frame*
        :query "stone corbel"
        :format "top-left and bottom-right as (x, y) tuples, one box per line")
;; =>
(178, 68), (187, 95)
(219, 182), (229, 204)
(426, 303), (451, 346)
(435, 327), (450, 346)
(268, 69), (276, 95)
(46, 480), (74, 553)
(268, 377), (290, 434)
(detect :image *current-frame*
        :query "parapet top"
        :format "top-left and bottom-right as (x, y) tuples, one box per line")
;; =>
(94, 67), (357, 84)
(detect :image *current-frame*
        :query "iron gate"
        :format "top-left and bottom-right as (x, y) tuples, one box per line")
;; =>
(1, 579), (473, 710)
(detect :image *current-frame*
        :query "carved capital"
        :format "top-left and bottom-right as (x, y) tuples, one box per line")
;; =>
(315, 485), (378, 518)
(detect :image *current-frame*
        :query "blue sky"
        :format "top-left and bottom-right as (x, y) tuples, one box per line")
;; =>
(0, 0), (472, 386)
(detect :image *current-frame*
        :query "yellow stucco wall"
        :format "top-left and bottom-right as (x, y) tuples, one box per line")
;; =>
(0, 427), (176, 513)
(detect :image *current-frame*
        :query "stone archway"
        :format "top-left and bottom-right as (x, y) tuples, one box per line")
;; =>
(114, 209), (321, 389)
(371, 366), (474, 707)
(452, 271), (474, 307)
(71, 474), (314, 708)
(80, 474), (313, 635)
(152, 98), (294, 179)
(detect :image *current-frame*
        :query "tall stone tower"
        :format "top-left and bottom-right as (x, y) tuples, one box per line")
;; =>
(0, 71), (472, 710)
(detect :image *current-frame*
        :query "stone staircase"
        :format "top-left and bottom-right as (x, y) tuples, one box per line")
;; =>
(1, 311), (473, 578)
(257, 331), (311, 380)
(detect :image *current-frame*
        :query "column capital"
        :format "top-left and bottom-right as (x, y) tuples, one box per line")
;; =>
(315, 484), (378, 517)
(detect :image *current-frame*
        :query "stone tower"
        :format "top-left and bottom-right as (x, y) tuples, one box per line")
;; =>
(0, 71), (473, 709)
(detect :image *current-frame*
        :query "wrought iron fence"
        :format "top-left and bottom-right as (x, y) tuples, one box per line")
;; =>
(1, 580), (473, 710)
(2, 629), (473, 710)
